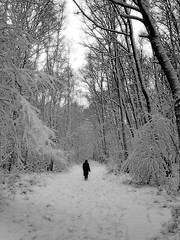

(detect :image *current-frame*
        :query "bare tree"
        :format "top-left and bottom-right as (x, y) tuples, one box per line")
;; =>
(71, 0), (180, 186)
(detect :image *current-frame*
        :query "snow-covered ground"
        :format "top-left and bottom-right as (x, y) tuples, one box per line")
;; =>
(0, 162), (179, 240)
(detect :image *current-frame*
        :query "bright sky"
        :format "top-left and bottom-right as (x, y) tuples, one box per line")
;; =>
(65, 1), (151, 71)
(64, 1), (89, 107)
(65, 1), (86, 70)
(64, 1), (151, 107)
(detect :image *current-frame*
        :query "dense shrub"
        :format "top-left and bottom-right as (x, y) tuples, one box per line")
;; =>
(122, 114), (178, 185)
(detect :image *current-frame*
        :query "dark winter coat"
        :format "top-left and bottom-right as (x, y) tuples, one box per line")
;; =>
(82, 160), (91, 177)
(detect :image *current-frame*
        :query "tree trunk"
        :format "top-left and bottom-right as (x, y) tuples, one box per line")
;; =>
(114, 53), (129, 160)
(137, 0), (180, 100)
(137, 0), (180, 189)
(100, 76), (108, 158)
(124, 5), (151, 120)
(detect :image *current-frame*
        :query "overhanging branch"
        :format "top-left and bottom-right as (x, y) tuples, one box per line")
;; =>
(107, 0), (140, 12)
(72, 0), (130, 36)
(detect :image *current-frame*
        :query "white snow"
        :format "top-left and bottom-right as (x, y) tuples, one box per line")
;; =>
(0, 161), (176, 240)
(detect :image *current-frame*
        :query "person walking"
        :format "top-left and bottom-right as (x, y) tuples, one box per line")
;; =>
(82, 160), (91, 180)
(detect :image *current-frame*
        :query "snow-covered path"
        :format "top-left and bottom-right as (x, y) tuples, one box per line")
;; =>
(0, 162), (173, 240)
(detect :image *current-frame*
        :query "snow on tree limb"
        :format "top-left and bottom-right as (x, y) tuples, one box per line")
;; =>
(20, 96), (66, 164)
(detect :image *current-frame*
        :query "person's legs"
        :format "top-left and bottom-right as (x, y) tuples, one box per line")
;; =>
(84, 171), (88, 180)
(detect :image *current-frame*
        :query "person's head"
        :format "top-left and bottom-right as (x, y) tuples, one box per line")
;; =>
(85, 159), (88, 163)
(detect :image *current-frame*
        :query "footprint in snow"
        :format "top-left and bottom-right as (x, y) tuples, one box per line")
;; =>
(46, 204), (51, 208)
(43, 215), (53, 222)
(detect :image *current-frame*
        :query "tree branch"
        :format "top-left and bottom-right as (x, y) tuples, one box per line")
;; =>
(72, 0), (130, 36)
(119, 13), (144, 23)
(107, 0), (140, 12)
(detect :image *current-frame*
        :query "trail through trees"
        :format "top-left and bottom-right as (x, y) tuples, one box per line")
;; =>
(0, 162), (176, 240)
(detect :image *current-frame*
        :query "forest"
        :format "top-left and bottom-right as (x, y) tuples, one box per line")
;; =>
(1, 0), (180, 190)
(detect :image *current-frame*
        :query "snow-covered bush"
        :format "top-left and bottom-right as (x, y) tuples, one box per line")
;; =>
(25, 151), (66, 172)
(121, 114), (178, 185)
(20, 96), (66, 171)
(160, 205), (180, 239)
(106, 155), (122, 175)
